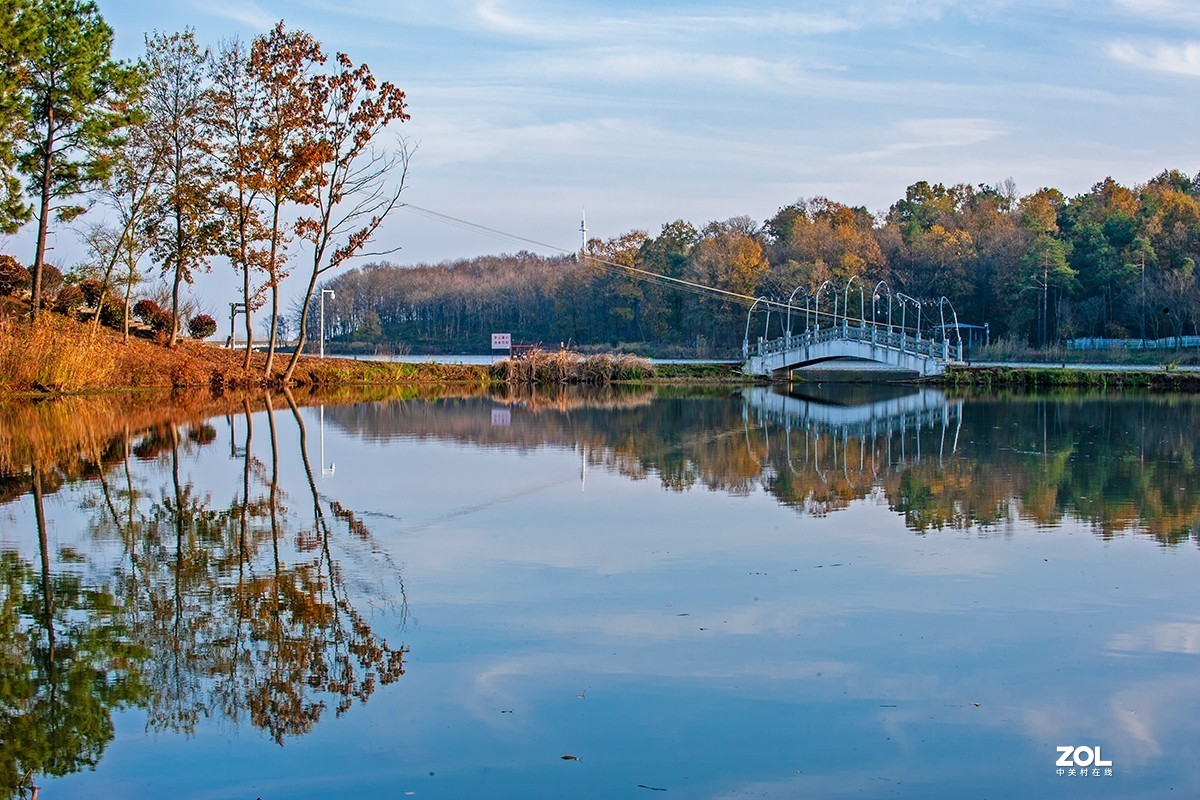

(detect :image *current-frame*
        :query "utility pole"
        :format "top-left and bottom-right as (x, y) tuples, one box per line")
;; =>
(1140, 252), (1146, 343)
(1043, 258), (1049, 348)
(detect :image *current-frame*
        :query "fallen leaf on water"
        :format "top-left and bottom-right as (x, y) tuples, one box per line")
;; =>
(562, 755), (580, 761)
(637, 784), (667, 791)
(500, 709), (514, 713)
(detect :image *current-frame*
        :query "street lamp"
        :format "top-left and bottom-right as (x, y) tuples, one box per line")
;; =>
(228, 302), (247, 349)
(938, 296), (962, 360)
(813, 280), (834, 331)
(872, 280), (893, 333)
(320, 289), (335, 359)
(897, 292), (921, 341)
(786, 285), (807, 343)
(743, 297), (769, 358)
(844, 275), (864, 328)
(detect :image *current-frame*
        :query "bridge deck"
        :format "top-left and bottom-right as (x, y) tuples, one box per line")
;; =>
(742, 322), (963, 379)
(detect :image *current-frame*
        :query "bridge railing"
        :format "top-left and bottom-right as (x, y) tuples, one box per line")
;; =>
(754, 321), (957, 362)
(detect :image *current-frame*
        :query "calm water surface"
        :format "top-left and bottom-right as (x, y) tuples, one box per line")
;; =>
(1, 385), (1197, 799)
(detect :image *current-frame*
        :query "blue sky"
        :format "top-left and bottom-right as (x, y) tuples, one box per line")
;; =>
(9, 0), (1200, 315)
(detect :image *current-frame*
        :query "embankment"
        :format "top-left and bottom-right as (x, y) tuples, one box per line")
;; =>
(942, 364), (1200, 390)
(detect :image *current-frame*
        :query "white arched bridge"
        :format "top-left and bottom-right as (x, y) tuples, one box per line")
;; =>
(741, 278), (967, 379)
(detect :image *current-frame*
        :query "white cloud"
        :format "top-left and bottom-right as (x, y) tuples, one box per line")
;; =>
(189, 0), (278, 30)
(1112, 0), (1200, 24)
(525, 47), (818, 89)
(1109, 39), (1200, 77)
(1109, 620), (1200, 655)
(894, 117), (1007, 147)
(845, 117), (1006, 162)
(470, 1), (866, 42)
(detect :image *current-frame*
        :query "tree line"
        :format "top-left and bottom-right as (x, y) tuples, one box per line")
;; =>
(0, 0), (409, 380)
(316, 172), (1200, 355)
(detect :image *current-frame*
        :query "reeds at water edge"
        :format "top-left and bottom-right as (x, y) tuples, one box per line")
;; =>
(489, 349), (654, 384)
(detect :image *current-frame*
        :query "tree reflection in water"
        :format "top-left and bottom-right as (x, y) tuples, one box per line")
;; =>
(322, 383), (1200, 544)
(0, 393), (408, 799)
(3, 383), (1200, 796)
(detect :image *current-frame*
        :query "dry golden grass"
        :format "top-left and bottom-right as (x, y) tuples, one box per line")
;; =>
(489, 349), (655, 384)
(0, 315), (119, 392)
(0, 311), (659, 398)
(0, 311), (493, 395)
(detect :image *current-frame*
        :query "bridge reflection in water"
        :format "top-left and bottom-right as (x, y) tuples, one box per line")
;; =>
(742, 384), (962, 488)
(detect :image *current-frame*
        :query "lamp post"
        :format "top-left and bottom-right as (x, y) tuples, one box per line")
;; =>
(786, 285), (807, 343)
(228, 302), (247, 349)
(843, 275), (864, 329)
(872, 280), (892, 332)
(814, 280), (834, 332)
(743, 297), (769, 359)
(939, 296), (962, 361)
(320, 289), (335, 359)
(897, 293), (921, 339)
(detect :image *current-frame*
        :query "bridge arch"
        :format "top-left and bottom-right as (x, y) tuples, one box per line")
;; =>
(741, 279), (964, 379)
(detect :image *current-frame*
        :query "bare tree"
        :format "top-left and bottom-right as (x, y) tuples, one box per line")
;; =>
(85, 113), (164, 335)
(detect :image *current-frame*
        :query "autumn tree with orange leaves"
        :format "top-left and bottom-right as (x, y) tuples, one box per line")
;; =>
(247, 23), (326, 374)
(283, 51), (410, 382)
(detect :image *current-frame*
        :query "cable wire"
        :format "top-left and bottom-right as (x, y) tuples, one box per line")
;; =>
(398, 203), (805, 310)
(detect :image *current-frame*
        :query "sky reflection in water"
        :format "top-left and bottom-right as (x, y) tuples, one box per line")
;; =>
(1, 385), (1197, 799)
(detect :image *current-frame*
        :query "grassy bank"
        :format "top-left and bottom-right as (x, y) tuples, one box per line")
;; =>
(0, 314), (758, 397)
(0, 314), (490, 395)
(26, 311), (1199, 396)
(942, 364), (1200, 390)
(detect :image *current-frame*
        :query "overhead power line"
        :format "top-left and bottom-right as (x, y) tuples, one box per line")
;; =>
(398, 203), (799, 310)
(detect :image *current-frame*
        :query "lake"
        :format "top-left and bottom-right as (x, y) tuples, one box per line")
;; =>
(1, 384), (1196, 799)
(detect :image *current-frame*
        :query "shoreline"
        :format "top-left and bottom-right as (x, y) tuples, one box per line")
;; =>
(936, 363), (1200, 390)
(6, 312), (1200, 397)
(7, 356), (1200, 397)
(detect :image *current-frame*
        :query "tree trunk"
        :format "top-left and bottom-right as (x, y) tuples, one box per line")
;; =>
(242, 245), (253, 371)
(31, 115), (55, 323)
(123, 265), (133, 343)
(282, 270), (319, 383)
(264, 200), (282, 375)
